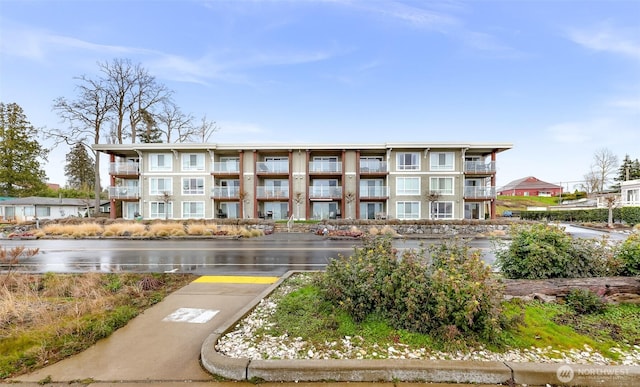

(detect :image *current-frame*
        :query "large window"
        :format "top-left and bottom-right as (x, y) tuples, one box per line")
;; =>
(396, 152), (420, 171)
(430, 177), (454, 195)
(182, 153), (205, 171)
(150, 201), (173, 219)
(431, 201), (453, 219)
(182, 177), (205, 195)
(182, 201), (205, 218)
(36, 207), (51, 217)
(430, 152), (454, 171)
(149, 153), (172, 171)
(396, 177), (420, 195)
(396, 201), (420, 219)
(149, 178), (172, 195)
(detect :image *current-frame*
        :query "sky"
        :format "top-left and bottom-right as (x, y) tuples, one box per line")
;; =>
(0, 0), (639, 190)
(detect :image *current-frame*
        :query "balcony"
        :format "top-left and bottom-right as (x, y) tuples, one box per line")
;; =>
(212, 161), (240, 174)
(256, 161), (289, 174)
(359, 186), (389, 199)
(309, 185), (342, 200)
(359, 160), (388, 174)
(464, 186), (497, 199)
(108, 186), (139, 199)
(211, 186), (240, 199)
(257, 186), (290, 199)
(464, 161), (496, 174)
(109, 162), (139, 176)
(309, 161), (342, 174)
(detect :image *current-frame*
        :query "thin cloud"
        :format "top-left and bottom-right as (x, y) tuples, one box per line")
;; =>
(608, 98), (640, 111)
(568, 22), (640, 60)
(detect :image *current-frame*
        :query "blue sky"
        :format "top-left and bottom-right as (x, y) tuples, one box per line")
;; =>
(1, 0), (638, 190)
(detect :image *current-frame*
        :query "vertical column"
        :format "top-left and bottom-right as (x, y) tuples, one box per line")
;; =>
(288, 150), (293, 218)
(490, 150), (497, 220)
(341, 149), (346, 218)
(109, 154), (117, 219)
(305, 150), (310, 220)
(238, 150), (244, 218)
(252, 150), (257, 218)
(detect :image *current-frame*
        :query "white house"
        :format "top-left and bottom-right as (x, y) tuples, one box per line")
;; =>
(0, 197), (95, 222)
(621, 179), (640, 207)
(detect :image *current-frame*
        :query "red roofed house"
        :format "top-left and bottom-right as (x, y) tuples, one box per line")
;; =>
(498, 176), (562, 197)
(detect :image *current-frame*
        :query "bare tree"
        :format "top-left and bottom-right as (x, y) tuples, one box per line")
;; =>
(603, 195), (617, 228)
(591, 148), (618, 192)
(189, 114), (219, 142)
(579, 170), (602, 194)
(156, 101), (195, 143)
(50, 76), (112, 211)
(126, 64), (172, 143)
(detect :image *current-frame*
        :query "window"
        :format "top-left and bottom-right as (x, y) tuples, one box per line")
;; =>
(430, 177), (454, 195)
(430, 152), (454, 171)
(396, 177), (420, 195)
(149, 178), (172, 195)
(23, 206), (35, 216)
(150, 201), (173, 219)
(36, 207), (51, 217)
(182, 153), (205, 171)
(397, 152), (419, 171)
(219, 157), (240, 172)
(149, 153), (172, 171)
(431, 201), (453, 219)
(182, 201), (205, 218)
(360, 156), (384, 172)
(182, 177), (205, 195)
(397, 201), (420, 219)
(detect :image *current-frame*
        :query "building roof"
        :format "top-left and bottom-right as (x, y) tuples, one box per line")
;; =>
(94, 142), (513, 158)
(499, 176), (561, 192)
(0, 197), (106, 207)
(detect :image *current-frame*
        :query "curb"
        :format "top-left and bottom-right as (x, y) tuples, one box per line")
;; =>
(200, 271), (640, 386)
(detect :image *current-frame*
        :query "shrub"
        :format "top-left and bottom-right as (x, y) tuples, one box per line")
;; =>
(103, 222), (146, 236)
(564, 288), (607, 314)
(618, 232), (640, 276)
(317, 237), (504, 341)
(147, 222), (186, 237)
(494, 224), (621, 279)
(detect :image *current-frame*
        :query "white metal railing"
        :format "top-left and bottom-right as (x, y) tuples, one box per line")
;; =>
(309, 185), (342, 198)
(211, 186), (240, 198)
(256, 186), (290, 199)
(309, 161), (342, 173)
(359, 160), (387, 173)
(212, 161), (240, 173)
(464, 186), (496, 198)
(359, 186), (388, 198)
(109, 162), (139, 175)
(464, 161), (496, 174)
(256, 161), (289, 174)
(108, 186), (140, 199)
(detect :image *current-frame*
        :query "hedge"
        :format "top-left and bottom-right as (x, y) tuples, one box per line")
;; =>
(520, 207), (640, 226)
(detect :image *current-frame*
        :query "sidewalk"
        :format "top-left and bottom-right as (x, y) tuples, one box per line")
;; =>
(7, 273), (640, 387)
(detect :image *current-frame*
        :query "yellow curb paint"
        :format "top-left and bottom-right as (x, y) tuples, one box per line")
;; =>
(193, 276), (279, 284)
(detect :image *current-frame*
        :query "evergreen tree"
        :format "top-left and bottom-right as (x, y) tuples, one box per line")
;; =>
(64, 143), (96, 190)
(137, 109), (163, 143)
(0, 102), (48, 196)
(612, 154), (640, 190)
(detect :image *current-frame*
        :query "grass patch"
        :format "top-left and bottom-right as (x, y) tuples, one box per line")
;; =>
(0, 273), (196, 379)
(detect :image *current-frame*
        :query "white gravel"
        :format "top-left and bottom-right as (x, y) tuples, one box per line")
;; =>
(215, 275), (640, 366)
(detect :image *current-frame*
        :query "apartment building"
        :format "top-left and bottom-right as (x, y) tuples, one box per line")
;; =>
(93, 142), (512, 221)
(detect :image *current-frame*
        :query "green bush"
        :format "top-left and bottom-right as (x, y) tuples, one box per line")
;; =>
(494, 224), (621, 279)
(618, 232), (640, 276)
(317, 237), (504, 341)
(564, 288), (606, 314)
(520, 207), (640, 226)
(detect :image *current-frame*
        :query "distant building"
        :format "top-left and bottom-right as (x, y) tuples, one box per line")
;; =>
(0, 197), (107, 222)
(498, 176), (562, 197)
(621, 179), (640, 207)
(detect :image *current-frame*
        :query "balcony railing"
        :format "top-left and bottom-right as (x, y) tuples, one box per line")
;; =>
(211, 186), (240, 199)
(108, 186), (140, 199)
(359, 186), (388, 198)
(309, 185), (342, 199)
(109, 162), (139, 175)
(309, 161), (342, 173)
(256, 161), (289, 174)
(464, 161), (496, 174)
(212, 161), (240, 174)
(359, 160), (388, 173)
(464, 186), (496, 199)
(257, 186), (290, 199)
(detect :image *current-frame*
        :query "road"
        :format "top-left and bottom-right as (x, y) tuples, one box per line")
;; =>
(1, 235), (498, 275)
